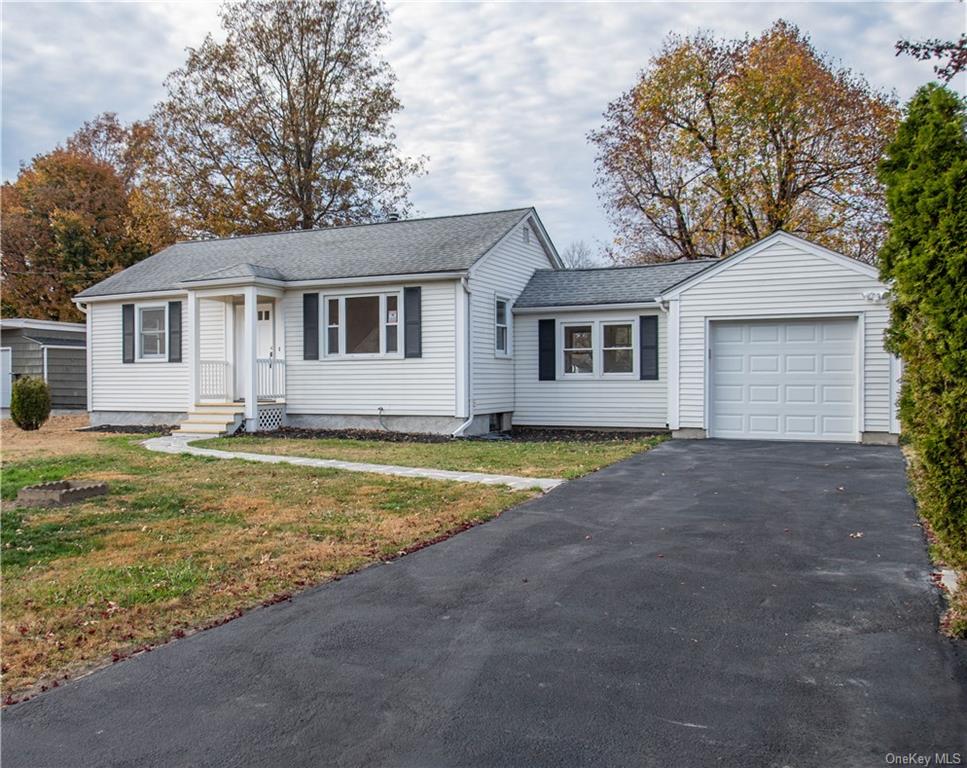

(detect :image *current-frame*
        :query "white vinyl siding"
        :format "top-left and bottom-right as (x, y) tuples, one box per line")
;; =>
(89, 298), (189, 412)
(674, 238), (893, 434)
(514, 309), (668, 428)
(284, 281), (458, 416)
(198, 298), (228, 360)
(468, 222), (555, 414)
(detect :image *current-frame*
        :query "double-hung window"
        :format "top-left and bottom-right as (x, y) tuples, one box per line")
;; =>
(602, 323), (634, 374)
(325, 292), (402, 357)
(495, 297), (510, 356)
(562, 324), (593, 375)
(138, 306), (166, 360)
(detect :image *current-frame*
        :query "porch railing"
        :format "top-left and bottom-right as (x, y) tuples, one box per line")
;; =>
(200, 360), (231, 402)
(257, 358), (286, 400)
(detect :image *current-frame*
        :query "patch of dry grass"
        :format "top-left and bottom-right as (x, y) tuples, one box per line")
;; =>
(1, 414), (106, 462)
(1, 424), (533, 696)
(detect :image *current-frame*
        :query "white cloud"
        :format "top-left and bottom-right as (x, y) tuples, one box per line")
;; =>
(3, 0), (963, 251)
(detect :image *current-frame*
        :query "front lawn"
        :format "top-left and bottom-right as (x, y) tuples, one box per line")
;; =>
(206, 433), (665, 479)
(0, 419), (534, 696)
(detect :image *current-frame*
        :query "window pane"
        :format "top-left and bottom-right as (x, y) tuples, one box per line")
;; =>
(141, 308), (165, 333)
(386, 294), (398, 325)
(496, 300), (507, 325)
(327, 326), (339, 354)
(604, 324), (631, 348)
(328, 299), (339, 325)
(142, 333), (161, 357)
(496, 326), (507, 351)
(604, 349), (633, 373)
(564, 325), (592, 349)
(345, 296), (380, 354)
(564, 350), (593, 374)
(386, 325), (398, 353)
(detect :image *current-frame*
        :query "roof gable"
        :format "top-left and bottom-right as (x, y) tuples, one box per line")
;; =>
(657, 231), (880, 299)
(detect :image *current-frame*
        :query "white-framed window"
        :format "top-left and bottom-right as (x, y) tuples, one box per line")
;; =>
(562, 324), (593, 375)
(138, 305), (166, 360)
(558, 318), (645, 379)
(602, 322), (634, 374)
(495, 297), (511, 357)
(324, 292), (402, 357)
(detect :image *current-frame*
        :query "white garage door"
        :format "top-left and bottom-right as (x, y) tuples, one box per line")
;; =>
(709, 318), (857, 442)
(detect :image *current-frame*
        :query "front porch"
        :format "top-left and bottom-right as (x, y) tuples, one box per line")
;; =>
(181, 276), (287, 434)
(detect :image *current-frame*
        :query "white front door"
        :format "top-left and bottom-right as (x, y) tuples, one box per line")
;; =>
(1, 348), (11, 408)
(234, 303), (274, 399)
(708, 318), (858, 442)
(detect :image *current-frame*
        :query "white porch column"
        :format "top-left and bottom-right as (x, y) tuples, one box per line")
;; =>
(243, 285), (259, 432)
(187, 291), (199, 409)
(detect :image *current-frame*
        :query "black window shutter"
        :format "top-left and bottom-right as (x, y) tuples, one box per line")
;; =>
(538, 318), (556, 381)
(122, 304), (135, 363)
(303, 293), (319, 360)
(640, 315), (659, 380)
(404, 287), (422, 358)
(168, 301), (182, 362)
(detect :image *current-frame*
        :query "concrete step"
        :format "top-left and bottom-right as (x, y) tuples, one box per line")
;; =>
(174, 422), (235, 435)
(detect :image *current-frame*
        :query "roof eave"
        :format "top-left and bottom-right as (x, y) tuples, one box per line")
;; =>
(514, 300), (659, 314)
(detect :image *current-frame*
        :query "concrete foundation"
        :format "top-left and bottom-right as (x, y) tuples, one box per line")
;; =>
(861, 431), (900, 446)
(285, 413), (487, 436)
(672, 428), (708, 439)
(89, 411), (186, 427)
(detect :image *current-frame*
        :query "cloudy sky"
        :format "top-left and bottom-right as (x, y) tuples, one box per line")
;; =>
(3, 1), (964, 254)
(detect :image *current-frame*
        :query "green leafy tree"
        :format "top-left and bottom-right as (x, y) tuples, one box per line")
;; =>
(879, 83), (967, 562)
(150, 0), (424, 237)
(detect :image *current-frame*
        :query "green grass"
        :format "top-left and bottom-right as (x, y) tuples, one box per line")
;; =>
(205, 434), (665, 479)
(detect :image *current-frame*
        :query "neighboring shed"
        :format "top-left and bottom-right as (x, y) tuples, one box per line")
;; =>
(0, 319), (87, 409)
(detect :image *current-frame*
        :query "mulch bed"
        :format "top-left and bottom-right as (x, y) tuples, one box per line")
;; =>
(223, 426), (666, 444)
(78, 425), (175, 435)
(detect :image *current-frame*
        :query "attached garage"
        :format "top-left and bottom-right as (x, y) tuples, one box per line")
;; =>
(659, 232), (898, 445)
(708, 317), (858, 442)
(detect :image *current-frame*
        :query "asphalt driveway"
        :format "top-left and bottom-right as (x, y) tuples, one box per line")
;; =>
(4, 440), (966, 767)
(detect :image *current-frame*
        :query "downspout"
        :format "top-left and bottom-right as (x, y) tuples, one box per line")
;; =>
(452, 276), (474, 437)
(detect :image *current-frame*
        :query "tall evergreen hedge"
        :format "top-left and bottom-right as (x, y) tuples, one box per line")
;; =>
(879, 83), (967, 564)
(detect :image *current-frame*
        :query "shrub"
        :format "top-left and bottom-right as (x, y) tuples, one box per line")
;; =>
(10, 376), (52, 431)
(879, 84), (967, 566)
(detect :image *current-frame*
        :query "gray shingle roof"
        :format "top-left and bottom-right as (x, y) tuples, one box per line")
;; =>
(77, 209), (533, 298)
(188, 263), (286, 282)
(515, 261), (716, 308)
(23, 335), (87, 348)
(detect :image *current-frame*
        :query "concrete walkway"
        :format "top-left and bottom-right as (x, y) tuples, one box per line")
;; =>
(142, 433), (564, 492)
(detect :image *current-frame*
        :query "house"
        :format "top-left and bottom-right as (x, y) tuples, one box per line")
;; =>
(73, 209), (899, 444)
(0, 318), (88, 410)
